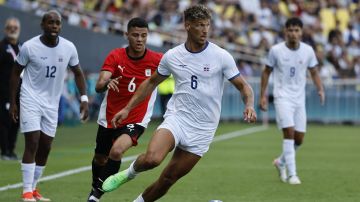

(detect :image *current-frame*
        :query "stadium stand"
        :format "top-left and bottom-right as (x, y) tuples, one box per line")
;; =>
(1, 0), (359, 123)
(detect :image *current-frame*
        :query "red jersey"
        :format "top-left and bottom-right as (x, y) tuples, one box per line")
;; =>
(97, 48), (163, 128)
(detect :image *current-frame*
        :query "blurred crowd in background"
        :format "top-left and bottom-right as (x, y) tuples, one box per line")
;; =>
(1, 0), (360, 123)
(3, 0), (360, 82)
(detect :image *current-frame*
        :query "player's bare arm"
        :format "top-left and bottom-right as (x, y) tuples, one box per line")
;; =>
(95, 70), (122, 93)
(260, 66), (273, 111)
(71, 65), (89, 121)
(9, 62), (24, 123)
(230, 75), (257, 123)
(111, 71), (167, 128)
(309, 67), (325, 105)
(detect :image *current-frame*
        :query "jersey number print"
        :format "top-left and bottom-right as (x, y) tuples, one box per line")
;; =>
(191, 75), (198, 89)
(46, 65), (56, 78)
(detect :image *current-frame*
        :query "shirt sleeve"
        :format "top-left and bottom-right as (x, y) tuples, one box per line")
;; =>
(15, 43), (29, 66)
(266, 47), (276, 68)
(68, 43), (80, 67)
(101, 50), (117, 74)
(222, 50), (240, 80)
(308, 48), (318, 68)
(157, 51), (171, 76)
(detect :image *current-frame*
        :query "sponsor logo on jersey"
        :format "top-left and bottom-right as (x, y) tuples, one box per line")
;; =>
(178, 64), (187, 68)
(145, 69), (151, 77)
(40, 56), (47, 60)
(118, 65), (125, 73)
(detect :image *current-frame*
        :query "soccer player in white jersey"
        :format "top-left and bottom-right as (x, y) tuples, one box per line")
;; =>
(260, 17), (325, 185)
(9, 10), (89, 201)
(101, 5), (257, 202)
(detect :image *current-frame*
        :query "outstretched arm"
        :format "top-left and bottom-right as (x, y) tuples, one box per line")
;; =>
(9, 62), (24, 123)
(259, 66), (272, 111)
(309, 67), (325, 105)
(230, 75), (257, 123)
(70, 65), (89, 121)
(111, 71), (168, 128)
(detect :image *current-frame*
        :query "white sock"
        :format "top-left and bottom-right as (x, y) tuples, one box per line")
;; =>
(133, 193), (145, 202)
(32, 165), (45, 190)
(21, 163), (36, 193)
(278, 143), (300, 165)
(283, 139), (297, 177)
(127, 160), (139, 179)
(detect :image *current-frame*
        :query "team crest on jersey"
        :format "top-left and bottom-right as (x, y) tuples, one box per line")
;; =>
(203, 64), (210, 71)
(145, 69), (151, 77)
(299, 60), (303, 64)
(58, 56), (63, 62)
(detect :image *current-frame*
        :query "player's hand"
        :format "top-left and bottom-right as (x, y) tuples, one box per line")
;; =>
(9, 103), (18, 123)
(107, 76), (122, 92)
(111, 108), (130, 128)
(318, 90), (325, 106)
(243, 106), (257, 123)
(259, 96), (268, 111)
(80, 101), (89, 123)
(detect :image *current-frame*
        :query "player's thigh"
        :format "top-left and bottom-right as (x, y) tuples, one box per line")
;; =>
(111, 134), (133, 154)
(274, 100), (295, 129)
(145, 128), (175, 162)
(160, 147), (201, 180)
(95, 125), (116, 156)
(40, 107), (58, 137)
(20, 100), (42, 133)
(294, 104), (306, 133)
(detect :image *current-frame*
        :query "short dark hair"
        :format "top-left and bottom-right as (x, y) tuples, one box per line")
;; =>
(127, 17), (148, 31)
(285, 17), (303, 28)
(42, 10), (62, 23)
(184, 4), (211, 22)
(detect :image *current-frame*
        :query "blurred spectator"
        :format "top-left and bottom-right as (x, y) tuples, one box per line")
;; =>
(0, 17), (21, 160)
(4, 0), (360, 80)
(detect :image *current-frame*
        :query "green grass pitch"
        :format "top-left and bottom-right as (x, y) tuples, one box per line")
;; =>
(0, 121), (359, 202)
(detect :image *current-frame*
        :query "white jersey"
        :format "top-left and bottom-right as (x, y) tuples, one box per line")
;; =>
(16, 35), (79, 109)
(157, 41), (240, 131)
(266, 42), (318, 102)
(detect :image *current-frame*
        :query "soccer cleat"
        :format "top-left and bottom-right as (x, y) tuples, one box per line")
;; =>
(273, 158), (287, 183)
(102, 170), (132, 192)
(288, 175), (301, 185)
(33, 189), (51, 201)
(21, 192), (36, 202)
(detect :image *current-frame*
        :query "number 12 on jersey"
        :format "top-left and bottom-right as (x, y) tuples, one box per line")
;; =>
(46, 65), (56, 78)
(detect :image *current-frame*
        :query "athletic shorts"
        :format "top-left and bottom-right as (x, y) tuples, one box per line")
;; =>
(274, 99), (306, 133)
(95, 124), (145, 156)
(158, 115), (215, 157)
(20, 99), (58, 137)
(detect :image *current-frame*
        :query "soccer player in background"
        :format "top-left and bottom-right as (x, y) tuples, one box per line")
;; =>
(0, 17), (21, 160)
(260, 17), (325, 185)
(87, 17), (162, 202)
(102, 5), (257, 202)
(9, 10), (89, 201)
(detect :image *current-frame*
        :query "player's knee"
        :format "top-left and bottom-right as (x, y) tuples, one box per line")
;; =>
(143, 153), (162, 169)
(93, 154), (108, 166)
(109, 148), (123, 161)
(25, 140), (39, 153)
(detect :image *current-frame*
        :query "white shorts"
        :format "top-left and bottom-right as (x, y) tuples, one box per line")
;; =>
(274, 99), (306, 133)
(157, 115), (215, 157)
(20, 99), (58, 137)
